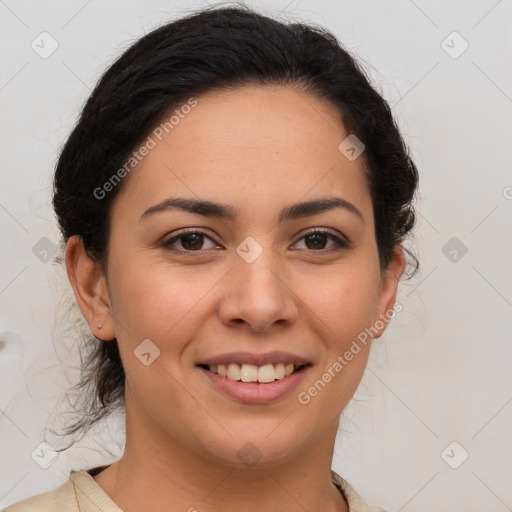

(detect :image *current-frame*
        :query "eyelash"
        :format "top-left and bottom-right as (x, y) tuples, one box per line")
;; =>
(161, 228), (351, 255)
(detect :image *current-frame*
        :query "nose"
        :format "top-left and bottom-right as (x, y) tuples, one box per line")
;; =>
(217, 251), (300, 333)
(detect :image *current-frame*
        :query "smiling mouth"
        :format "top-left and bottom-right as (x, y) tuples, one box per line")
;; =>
(197, 363), (309, 384)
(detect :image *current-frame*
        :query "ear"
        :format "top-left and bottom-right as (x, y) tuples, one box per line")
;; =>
(371, 244), (406, 339)
(65, 235), (115, 340)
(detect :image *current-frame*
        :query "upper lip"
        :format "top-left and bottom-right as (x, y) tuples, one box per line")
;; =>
(197, 351), (311, 367)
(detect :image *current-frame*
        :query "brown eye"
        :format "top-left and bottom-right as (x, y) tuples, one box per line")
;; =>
(293, 229), (349, 252)
(304, 232), (328, 250)
(162, 230), (217, 252)
(180, 233), (204, 250)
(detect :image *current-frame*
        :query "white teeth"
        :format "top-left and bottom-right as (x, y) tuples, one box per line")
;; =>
(241, 363), (258, 382)
(227, 363), (241, 381)
(258, 364), (275, 383)
(206, 362), (303, 383)
(275, 363), (286, 379)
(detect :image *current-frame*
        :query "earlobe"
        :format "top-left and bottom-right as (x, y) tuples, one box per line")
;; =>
(65, 235), (115, 340)
(372, 244), (406, 339)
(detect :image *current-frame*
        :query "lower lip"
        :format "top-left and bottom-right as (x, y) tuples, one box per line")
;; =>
(198, 366), (311, 404)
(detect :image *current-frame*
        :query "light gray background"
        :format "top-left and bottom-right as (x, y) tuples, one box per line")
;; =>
(1, 1), (511, 511)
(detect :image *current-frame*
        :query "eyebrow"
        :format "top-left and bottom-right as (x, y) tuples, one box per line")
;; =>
(139, 196), (364, 223)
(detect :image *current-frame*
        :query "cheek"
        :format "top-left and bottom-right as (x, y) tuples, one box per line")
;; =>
(293, 271), (377, 420)
(299, 266), (379, 346)
(107, 253), (220, 350)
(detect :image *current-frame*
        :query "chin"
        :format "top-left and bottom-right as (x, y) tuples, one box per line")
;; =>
(190, 419), (314, 470)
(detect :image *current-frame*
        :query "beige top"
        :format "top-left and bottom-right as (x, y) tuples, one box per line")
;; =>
(5, 466), (387, 512)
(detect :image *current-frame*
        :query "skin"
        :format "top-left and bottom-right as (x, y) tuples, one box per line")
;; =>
(66, 84), (405, 512)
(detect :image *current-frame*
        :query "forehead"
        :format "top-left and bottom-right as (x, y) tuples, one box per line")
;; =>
(112, 85), (372, 224)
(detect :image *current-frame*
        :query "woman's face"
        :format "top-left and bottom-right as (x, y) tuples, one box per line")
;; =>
(99, 85), (404, 467)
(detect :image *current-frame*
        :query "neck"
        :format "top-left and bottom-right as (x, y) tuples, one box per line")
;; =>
(93, 399), (348, 512)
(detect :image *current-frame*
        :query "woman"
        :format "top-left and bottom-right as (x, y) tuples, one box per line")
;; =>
(6, 4), (418, 511)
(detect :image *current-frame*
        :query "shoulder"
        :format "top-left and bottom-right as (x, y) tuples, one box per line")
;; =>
(3, 478), (78, 512)
(4, 468), (121, 512)
(331, 470), (388, 512)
